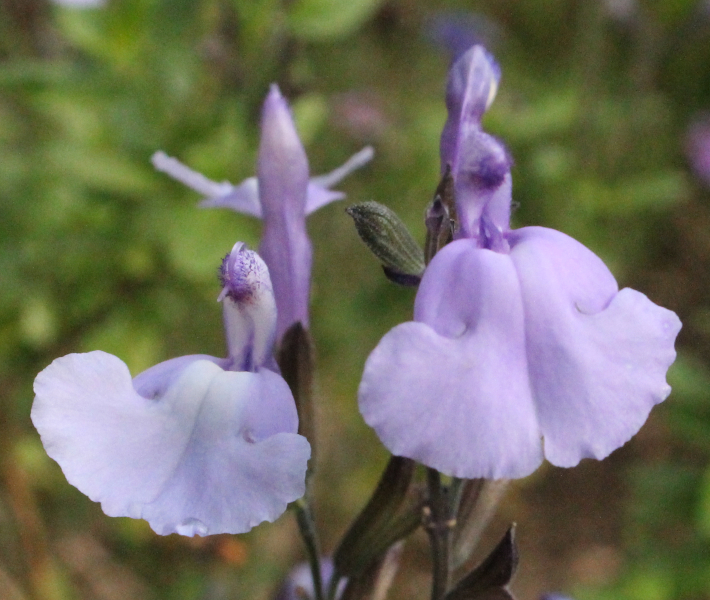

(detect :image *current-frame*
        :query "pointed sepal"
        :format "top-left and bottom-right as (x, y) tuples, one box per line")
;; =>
(452, 479), (509, 569)
(425, 167), (457, 264)
(446, 526), (518, 600)
(340, 542), (404, 600)
(333, 456), (420, 580)
(277, 323), (316, 468)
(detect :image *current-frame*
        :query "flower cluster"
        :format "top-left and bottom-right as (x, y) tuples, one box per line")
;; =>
(31, 45), (681, 557)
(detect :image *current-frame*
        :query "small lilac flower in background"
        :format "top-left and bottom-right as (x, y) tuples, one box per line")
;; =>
(153, 85), (373, 341)
(274, 559), (345, 600)
(358, 46), (681, 479)
(32, 244), (310, 536)
(685, 115), (710, 187)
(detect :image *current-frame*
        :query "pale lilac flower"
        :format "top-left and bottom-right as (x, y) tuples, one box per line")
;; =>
(152, 85), (373, 341)
(274, 559), (345, 600)
(358, 46), (681, 480)
(32, 244), (310, 536)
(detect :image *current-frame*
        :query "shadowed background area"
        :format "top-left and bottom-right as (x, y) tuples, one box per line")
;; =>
(1, 0), (709, 599)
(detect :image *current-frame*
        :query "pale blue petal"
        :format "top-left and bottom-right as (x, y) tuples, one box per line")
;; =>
(359, 240), (542, 479)
(32, 352), (310, 535)
(509, 227), (681, 467)
(258, 85), (312, 339)
(133, 354), (228, 399)
(199, 176), (263, 218)
(305, 146), (374, 215)
(304, 183), (345, 215)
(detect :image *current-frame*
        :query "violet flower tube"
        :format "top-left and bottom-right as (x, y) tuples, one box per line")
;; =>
(153, 85), (373, 341)
(358, 46), (681, 480)
(32, 244), (311, 536)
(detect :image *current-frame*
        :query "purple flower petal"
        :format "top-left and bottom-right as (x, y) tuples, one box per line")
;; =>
(133, 354), (229, 399)
(508, 227), (681, 467)
(439, 47), (512, 241)
(257, 85), (313, 340)
(440, 45), (500, 175)
(32, 351), (310, 535)
(306, 146), (374, 214)
(359, 240), (543, 479)
(199, 177), (262, 218)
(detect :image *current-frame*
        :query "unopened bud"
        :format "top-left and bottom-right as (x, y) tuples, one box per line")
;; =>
(219, 243), (277, 371)
(346, 201), (425, 286)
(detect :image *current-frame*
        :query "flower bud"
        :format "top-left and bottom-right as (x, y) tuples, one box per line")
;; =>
(219, 243), (277, 371)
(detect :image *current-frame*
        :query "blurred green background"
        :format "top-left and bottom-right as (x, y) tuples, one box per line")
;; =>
(2, 0), (710, 599)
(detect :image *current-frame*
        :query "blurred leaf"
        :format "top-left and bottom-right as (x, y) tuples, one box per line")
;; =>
(293, 92), (329, 146)
(492, 90), (579, 143)
(78, 310), (162, 375)
(574, 171), (688, 216)
(19, 296), (58, 349)
(46, 147), (155, 195)
(697, 464), (710, 538)
(288, 0), (384, 41)
(148, 202), (257, 283)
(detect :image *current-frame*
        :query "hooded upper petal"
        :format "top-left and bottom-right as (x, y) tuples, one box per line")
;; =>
(439, 47), (512, 241)
(440, 45), (500, 171)
(32, 351), (310, 535)
(359, 240), (542, 479)
(508, 226), (681, 467)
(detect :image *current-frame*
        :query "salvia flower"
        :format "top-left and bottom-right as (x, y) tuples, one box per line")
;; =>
(153, 85), (373, 341)
(358, 46), (681, 480)
(32, 243), (311, 536)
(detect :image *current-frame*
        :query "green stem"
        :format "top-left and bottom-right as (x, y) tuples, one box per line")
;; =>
(294, 499), (324, 600)
(326, 572), (342, 600)
(425, 469), (454, 600)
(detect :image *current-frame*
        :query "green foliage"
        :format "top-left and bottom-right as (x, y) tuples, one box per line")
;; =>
(2, 1), (710, 599)
(288, 0), (385, 41)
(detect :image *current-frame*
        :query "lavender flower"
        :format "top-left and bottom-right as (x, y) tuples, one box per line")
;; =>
(32, 244), (310, 536)
(358, 46), (681, 480)
(153, 85), (373, 341)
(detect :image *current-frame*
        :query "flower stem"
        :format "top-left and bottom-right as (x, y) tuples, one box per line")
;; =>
(425, 469), (457, 600)
(294, 499), (324, 600)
